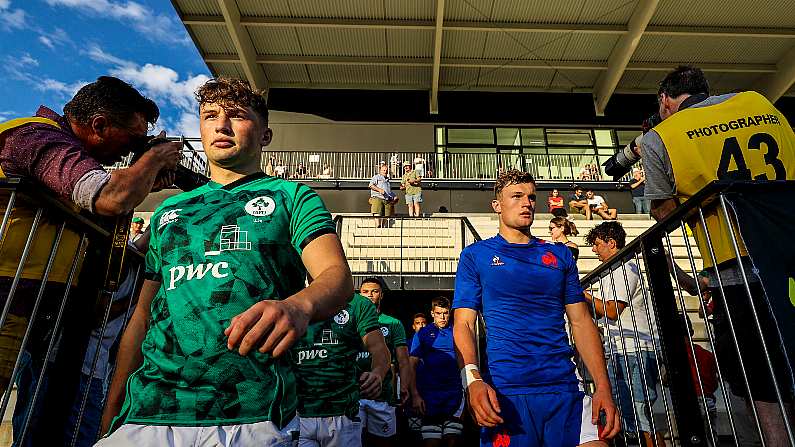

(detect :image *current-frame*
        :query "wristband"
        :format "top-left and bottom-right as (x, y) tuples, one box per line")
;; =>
(461, 364), (482, 389)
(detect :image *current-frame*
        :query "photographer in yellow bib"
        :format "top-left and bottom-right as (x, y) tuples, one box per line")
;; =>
(641, 66), (795, 445)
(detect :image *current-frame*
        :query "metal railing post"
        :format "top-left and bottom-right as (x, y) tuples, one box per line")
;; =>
(641, 236), (707, 446)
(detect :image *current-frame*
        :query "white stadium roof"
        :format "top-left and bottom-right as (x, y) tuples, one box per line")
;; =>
(172, 0), (795, 115)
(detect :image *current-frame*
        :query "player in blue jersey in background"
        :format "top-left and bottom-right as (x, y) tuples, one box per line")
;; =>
(410, 297), (464, 446)
(453, 170), (620, 447)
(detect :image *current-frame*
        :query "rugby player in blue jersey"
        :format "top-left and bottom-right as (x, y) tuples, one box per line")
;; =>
(410, 297), (464, 447)
(453, 170), (620, 447)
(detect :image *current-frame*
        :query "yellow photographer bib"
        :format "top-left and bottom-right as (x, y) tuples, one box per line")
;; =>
(654, 91), (795, 267)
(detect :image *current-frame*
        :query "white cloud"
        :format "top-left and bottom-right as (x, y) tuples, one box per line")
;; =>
(0, 111), (16, 121)
(39, 28), (71, 50)
(175, 112), (200, 138)
(37, 78), (88, 97)
(44, 0), (190, 45)
(84, 44), (135, 67)
(0, 1), (27, 31)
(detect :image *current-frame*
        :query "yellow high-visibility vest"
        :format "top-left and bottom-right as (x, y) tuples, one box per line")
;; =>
(0, 117), (84, 284)
(654, 91), (795, 268)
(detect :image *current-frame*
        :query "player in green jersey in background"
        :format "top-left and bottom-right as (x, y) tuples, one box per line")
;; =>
(357, 277), (413, 447)
(98, 77), (352, 446)
(293, 293), (390, 447)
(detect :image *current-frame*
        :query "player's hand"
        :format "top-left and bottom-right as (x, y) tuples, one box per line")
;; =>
(400, 381), (410, 406)
(359, 372), (382, 399)
(151, 170), (175, 192)
(467, 380), (503, 427)
(591, 386), (620, 439)
(224, 299), (310, 357)
(412, 393), (426, 416)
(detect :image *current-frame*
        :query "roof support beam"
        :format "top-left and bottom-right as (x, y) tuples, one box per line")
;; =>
(204, 54), (776, 73)
(430, 0), (445, 114)
(181, 15), (795, 38)
(592, 0), (659, 116)
(216, 0), (267, 92)
(757, 44), (795, 103)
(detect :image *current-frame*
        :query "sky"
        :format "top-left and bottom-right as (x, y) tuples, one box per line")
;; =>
(0, 0), (211, 137)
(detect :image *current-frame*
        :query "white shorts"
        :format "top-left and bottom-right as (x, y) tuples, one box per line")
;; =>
(94, 417), (299, 447)
(299, 415), (361, 447)
(358, 399), (396, 437)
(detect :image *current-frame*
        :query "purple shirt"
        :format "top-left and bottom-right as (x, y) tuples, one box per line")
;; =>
(0, 106), (103, 201)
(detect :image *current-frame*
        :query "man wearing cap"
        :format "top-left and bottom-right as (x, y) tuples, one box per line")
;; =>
(129, 217), (145, 243)
(400, 163), (423, 217)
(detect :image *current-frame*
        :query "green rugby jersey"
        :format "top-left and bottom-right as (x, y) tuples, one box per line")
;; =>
(356, 312), (407, 405)
(118, 173), (335, 428)
(293, 294), (380, 419)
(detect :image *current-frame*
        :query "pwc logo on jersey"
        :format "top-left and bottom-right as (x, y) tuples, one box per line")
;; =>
(334, 309), (350, 325)
(296, 348), (328, 365)
(244, 196), (276, 217)
(167, 262), (230, 290)
(158, 209), (182, 230)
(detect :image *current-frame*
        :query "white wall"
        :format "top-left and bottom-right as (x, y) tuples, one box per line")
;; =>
(268, 111), (434, 152)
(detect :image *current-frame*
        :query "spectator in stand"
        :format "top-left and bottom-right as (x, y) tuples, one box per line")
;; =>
(684, 316), (719, 443)
(410, 297), (464, 446)
(630, 168), (650, 214)
(274, 160), (286, 179)
(568, 186), (591, 220)
(414, 156), (426, 177)
(0, 76), (182, 446)
(548, 216), (580, 261)
(584, 221), (663, 447)
(588, 163), (602, 181)
(578, 165), (591, 181)
(390, 153), (400, 177)
(586, 189), (617, 220)
(265, 156), (275, 176)
(547, 189), (567, 217)
(401, 162), (423, 217)
(319, 164), (333, 179)
(129, 216), (145, 243)
(295, 162), (308, 179)
(369, 164), (396, 227)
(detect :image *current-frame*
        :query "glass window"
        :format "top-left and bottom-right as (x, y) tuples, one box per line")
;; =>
(447, 128), (494, 145)
(521, 128), (544, 146)
(594, 129), (615, 147)
(435, 127), (445, 145)
(496, 128), (521, 146)
(446, 146), (496, 154)
(546, 129), (593, 146)
(616, 130), (640, 146)
(547, 146), (594, 155)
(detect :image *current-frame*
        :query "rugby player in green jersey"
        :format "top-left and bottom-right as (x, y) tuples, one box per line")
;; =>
(357, 277), (413, 447)
(293, 293), (390, 447)
(99, 77), (352, 446)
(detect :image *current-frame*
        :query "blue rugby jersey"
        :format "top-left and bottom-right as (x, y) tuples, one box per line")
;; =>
(453, 235), (584, 395)
(410, 324), (462, 415)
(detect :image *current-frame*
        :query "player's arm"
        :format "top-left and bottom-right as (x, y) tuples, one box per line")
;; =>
(100, 279), (158, 434)
(225, 233), (352, 357)
(409, 355), (425, 414)
(566, 302), (620, 439)
(395, 345), (412, 405)
(453, 307), (503, 427)
(360, 329), (390, 399)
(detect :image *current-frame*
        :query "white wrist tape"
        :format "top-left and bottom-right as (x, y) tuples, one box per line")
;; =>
(461, 364), (482, 389)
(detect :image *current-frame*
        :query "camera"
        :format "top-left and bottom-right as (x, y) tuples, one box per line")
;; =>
(130, 136), (209, 192)
(602, 113), (661, 179)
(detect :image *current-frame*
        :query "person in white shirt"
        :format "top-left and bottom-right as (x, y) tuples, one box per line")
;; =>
(584, 221), (663, 447)
(585, 190), (617, 220)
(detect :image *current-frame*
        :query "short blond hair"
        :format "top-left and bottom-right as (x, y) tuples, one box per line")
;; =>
(494, 170), (536, 198)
